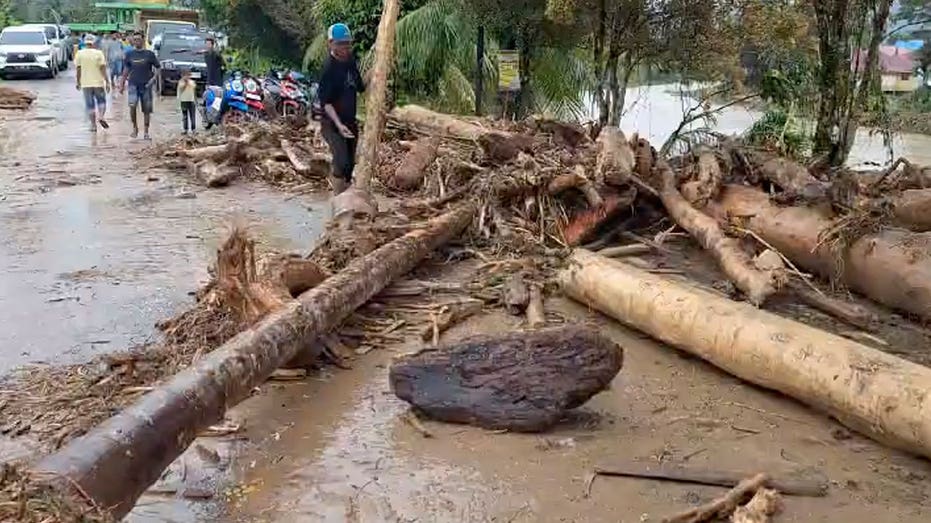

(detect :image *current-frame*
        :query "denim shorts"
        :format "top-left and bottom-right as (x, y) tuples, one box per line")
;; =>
(82, 87), (106, 111)
(108, 60), (123, 77)
(127, 83), (153, 114)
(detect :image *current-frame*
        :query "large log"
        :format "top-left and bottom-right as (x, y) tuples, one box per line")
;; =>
(389, 104), (490, 141)
(390, 325), (622, 432)
(34, 204), (476, 519)
(560, 250), (931, 459)
(746, 152), (827, 200)
(352, 0), (400, 191)
(891, 189), (931, 232)
(657, 162), (778, 305)
(708, 185), (931, 320)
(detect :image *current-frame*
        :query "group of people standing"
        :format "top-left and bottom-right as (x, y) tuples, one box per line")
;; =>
(74, 21), (362, 195)
(73, 32), (225, 139)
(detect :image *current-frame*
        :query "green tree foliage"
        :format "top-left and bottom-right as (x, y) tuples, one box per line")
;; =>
(1, 0), (17, 30)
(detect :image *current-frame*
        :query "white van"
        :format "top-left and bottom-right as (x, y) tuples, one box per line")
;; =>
(19, 24), (69, 71)
(0, 26), (61, 79)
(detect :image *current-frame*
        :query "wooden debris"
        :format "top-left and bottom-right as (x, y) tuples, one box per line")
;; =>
(390, 325), (622, 432)
(502, 272), (531, 314)
(656, 161), (779, 305)
(661, 473), (769, 523)
(596, 127), (636, 186)
(391, 136), (441, 190)
(789, 282), (879, 332)
(526, 284), (546, 328)
(593, 460), (825, 497)
(418, 300), (484, 342)
(597, 244), (652, 258)
(731, 488), (781, 523)
(546, 165), (604, 208)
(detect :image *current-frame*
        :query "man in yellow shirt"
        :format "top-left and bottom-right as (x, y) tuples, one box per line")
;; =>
(75, 34), (111, 132)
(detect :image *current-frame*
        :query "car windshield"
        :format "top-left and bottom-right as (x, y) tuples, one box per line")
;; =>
(149, 22), (195, 43)
(0, 32), (46, 46)
(162, 34), (207, 55)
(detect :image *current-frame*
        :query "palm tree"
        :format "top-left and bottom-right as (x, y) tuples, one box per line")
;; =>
(305, 0), (593, 119)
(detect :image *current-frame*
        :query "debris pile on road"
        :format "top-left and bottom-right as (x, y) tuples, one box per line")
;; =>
(5, 100), (931, 520)
(0, 86), (36, 110)
(0, 463), (110, 523)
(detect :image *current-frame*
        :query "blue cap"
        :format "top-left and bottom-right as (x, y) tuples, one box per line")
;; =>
(328, 23), (352, 43)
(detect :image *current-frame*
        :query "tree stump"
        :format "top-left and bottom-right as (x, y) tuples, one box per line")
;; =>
(389, 325), (623, 432)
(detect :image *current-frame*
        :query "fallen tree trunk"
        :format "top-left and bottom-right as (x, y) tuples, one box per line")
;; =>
(560, 250), (931, 460)
(891, 189), (931, 232)
(708, 185), (931, 320)
(390, 325), (622, 432)
(746, 152), (826, 200)
(391, 136), (441, 190)
(34, 204), (476, 519)
(680, 150), (724, 206)
(389, 104), (493, 141)
(657, 162), (778, 305)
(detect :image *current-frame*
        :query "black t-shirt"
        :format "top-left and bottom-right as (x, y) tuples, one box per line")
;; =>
(205, 50), (224, 86)
(318, 55), (364, 127)
(124, 48), (160, 86)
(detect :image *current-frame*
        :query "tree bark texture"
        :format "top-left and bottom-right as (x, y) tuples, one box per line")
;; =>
(353, 0), (401, 190)
(657, 162), (779, 305)
(560, 250), (931, 460)
(596, 127), (636, 187)
(390, 136), (441, 190)
(707, 185), (931, 320)
(390, 325), (622, 432)
(34, 204), (476, 519)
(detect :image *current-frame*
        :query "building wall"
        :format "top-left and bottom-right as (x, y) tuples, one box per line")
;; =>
(881, 73), (920, 93)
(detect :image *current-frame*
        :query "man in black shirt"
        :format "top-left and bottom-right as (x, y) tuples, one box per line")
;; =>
(120, 32), (160, 139)
(318, 23), (364, 194)
(204, 37), (225, 87)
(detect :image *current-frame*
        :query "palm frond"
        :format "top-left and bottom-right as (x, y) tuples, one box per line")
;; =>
(530, 47), (593, 120)
(303, 32), (328, 72)
(437, 63), (476, 113)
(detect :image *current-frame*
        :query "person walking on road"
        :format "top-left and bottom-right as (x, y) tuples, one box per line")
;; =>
(75, 35), (111, 133)
(318, 23), (365, 194)
(177, 69), (197, 135)
(204, 37), (225, 87)
(102, 32), (125, 88)
(120, 33), (160, 140)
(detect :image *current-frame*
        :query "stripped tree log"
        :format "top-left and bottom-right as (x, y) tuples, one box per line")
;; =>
(708, 185), (931, 320)
(560, 250), (931, 460)
(657, 161), (778, 305)
(746, 152), (827, 200)
(547, 165), (604, 208)
(389, 104), (497, 141)
(596, 127), (636, 186)
(390, 325), (622, 432)
(34, 204), (476, 519)
(680, 150), (724, 206)
(352, 0), (400, 191)
(891, 189), (931, 232)
(390, 136), (441, 190)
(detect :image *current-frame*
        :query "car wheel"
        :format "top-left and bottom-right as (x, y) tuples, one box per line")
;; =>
(59, 58), (67, 71)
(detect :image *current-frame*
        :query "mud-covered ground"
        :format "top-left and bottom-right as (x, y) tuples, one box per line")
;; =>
(3, 72), (931, 522)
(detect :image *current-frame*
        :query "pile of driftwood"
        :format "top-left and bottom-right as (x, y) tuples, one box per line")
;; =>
(0, 86), (35, 110)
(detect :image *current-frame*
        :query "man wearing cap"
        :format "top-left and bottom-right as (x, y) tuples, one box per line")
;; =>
(318, 22), (365, 194)
(75, 34), (111, 132)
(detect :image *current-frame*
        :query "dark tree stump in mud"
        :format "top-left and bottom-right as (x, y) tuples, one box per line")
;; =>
(389, 325), (623, 432)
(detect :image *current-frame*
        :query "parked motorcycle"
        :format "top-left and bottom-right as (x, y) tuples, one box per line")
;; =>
(202, 70), (267, 128)
(262, 69), (311, 118)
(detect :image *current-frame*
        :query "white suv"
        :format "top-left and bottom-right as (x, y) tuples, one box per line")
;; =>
(0, 26), (60, 79)
(19, 24), (69, 71)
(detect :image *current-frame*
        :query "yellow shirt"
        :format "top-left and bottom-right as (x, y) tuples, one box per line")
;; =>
(176, 79), (197, 102)
(75, 48), (107, 88)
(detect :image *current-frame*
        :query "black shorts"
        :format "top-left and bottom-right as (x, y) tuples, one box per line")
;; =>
(321, 121), (358, 182)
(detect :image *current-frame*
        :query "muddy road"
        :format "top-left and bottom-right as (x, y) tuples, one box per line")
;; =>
(0, 70), (328, 375)
(3, 72), (931, 523)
